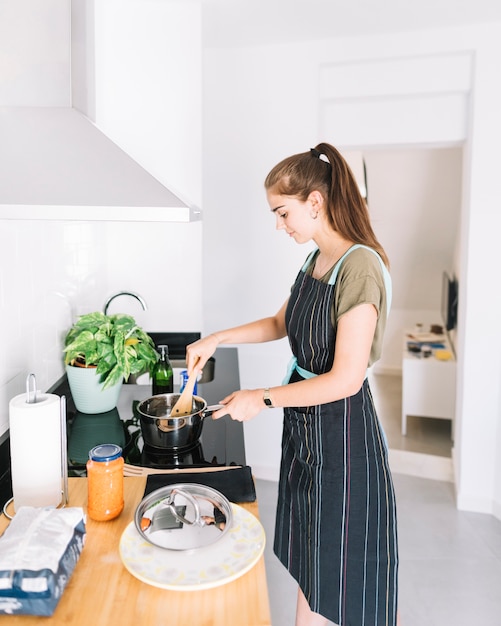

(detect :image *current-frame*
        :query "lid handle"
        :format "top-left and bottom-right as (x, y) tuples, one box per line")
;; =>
(166, 488), (201, 526)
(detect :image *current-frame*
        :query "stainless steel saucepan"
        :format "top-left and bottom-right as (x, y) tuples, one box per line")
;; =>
(137, 393), (224, 450)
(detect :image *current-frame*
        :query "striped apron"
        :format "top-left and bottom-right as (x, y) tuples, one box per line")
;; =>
(273, 246), (398, 626)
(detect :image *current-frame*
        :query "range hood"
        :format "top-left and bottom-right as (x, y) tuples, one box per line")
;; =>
(0, 107), (201, 222)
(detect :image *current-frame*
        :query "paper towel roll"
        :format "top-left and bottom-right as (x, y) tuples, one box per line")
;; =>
(9, 392), (63, 512)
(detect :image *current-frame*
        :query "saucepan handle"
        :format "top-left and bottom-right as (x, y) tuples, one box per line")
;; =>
(202, 404), (227, 418)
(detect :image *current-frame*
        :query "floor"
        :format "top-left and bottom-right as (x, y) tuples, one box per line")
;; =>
(369, 372), (453, 459)
(254, 374), (501, 626)
(369, 372), (455, 483)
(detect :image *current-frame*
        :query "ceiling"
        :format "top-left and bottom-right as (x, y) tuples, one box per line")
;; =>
(201, 0), (501, 47)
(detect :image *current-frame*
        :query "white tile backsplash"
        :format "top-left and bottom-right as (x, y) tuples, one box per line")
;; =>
(0, 219), (108, 437)
(0, 217), (203, 438)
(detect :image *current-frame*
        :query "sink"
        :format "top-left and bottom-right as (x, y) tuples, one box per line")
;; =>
(130, 358), (215, 386)
(129, 331), (216, 385)
(169, 357), (215, 384)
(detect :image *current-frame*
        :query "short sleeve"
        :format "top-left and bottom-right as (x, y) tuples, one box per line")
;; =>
(331, 248), (388, 366)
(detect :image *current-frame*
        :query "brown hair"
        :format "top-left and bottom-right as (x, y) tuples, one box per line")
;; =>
(265, 142), (389, 267)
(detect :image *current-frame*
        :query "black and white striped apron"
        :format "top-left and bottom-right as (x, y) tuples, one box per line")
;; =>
(273, 246), (398, 626)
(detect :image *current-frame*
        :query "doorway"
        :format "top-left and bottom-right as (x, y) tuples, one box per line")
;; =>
(362, 145), (463, 481)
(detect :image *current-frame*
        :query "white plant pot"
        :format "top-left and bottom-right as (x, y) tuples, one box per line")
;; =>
(66, 365), (123, 414)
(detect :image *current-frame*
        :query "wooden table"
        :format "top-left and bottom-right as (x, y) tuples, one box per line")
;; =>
(0, 477), (271, 626)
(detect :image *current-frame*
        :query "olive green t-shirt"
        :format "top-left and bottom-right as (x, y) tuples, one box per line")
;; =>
(306, 247), (388, 366)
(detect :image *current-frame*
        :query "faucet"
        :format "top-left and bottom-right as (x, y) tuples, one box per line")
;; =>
(103, 291), (148, 315)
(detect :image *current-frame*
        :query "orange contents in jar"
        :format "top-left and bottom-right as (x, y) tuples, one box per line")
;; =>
(87, 444), (124, 521)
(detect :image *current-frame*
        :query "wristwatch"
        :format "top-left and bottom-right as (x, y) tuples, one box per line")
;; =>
(263, 388), (274, 408)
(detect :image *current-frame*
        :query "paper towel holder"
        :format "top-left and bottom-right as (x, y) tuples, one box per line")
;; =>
(26, 372), (37, 404)
(2, 374), (69, 519)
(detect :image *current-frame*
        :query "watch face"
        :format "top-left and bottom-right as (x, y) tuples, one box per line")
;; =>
(263, 390), (273, 407)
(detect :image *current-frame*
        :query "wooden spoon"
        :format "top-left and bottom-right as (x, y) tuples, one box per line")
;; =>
(170, 368), (199, 417)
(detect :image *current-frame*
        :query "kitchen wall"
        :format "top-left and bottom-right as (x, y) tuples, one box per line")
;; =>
(0, 1), (70, 438)
(77, 0), (203, 209)
(77, 0), (204, 333)
(0, 0), (203, 440)
(0, 218), (203, 442)
(0, 220), (106, 438)
(202, 22), (501, 520)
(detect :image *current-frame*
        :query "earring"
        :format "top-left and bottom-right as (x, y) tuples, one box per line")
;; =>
(311, 212), (318, 220)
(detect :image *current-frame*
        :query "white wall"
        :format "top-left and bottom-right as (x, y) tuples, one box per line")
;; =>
(202, 44), (320, 480)
(203, 23), (501, 515)
(0, 1), (73, 437)
(81, 0), (203, 211)
(88, 0), (204, 333)
(0, 221), (107, 437)
(0, 0), (70, 106)
(102, 220), (203, 333)
(455, 30), (501, 516)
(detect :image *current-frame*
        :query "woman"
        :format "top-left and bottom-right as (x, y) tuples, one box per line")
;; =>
(186, 142), (398, 626)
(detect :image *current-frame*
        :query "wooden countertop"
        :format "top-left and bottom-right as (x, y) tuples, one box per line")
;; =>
(0, 477), (271, 626)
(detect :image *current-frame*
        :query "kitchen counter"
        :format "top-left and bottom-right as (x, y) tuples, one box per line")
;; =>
(0, 347), (245, 509)
(0, 477), (271, 626)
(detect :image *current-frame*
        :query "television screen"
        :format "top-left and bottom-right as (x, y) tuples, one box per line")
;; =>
(441, 271), (458, 331)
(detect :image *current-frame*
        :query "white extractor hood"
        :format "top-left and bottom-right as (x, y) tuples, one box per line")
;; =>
(0, 107), (201, 222)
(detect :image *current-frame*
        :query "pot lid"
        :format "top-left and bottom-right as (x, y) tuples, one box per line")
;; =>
(134, 483), (233, 551)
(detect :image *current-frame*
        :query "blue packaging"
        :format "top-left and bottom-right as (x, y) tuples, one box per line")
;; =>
(0, 507), (86, 616)
(180, 370), (197, 395)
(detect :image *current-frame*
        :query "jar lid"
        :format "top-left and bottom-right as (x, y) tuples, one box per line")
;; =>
(89, 444), (122, 462)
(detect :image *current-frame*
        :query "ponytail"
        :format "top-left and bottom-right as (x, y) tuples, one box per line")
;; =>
(265, 142), (389, 267)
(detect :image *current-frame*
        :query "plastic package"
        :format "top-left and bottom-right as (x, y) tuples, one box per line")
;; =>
(0, 507), (85, 616)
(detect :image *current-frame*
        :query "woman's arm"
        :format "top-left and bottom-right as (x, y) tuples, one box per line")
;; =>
(272, 302), (377, 405)
(186, 299), (288, 372)
(212, 303), (377, 421)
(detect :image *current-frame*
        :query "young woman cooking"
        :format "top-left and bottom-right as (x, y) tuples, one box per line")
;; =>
(186, 142), (398, 626)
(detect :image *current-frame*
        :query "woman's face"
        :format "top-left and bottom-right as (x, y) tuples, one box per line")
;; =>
(267, 190), (320, 244)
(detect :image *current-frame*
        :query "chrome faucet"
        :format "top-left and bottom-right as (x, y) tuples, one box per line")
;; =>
(103, 291), (148, 315)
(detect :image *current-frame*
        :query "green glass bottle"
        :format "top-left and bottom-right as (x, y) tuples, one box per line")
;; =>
(152, 345), (173, 395)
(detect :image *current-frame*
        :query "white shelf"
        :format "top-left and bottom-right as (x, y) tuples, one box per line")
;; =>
(402, 331), (456, 436)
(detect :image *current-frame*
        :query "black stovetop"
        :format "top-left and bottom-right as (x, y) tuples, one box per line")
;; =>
(0, 348), (245, 506)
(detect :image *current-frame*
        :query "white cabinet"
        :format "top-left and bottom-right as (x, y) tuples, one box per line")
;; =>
(402, 332), (456, 436)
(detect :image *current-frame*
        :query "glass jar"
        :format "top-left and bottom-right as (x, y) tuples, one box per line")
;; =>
(87, 444), (124, 521)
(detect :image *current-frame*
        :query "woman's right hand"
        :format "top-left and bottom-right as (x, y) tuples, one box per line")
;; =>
(186, 333), (221, 375)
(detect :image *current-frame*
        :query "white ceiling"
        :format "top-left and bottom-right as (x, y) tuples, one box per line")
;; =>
(201, 0), (501, 47)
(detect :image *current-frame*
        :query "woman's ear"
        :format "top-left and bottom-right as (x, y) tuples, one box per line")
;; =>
(307, 190), (324, 210)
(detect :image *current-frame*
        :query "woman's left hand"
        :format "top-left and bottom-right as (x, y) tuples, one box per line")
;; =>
(211, 389), (265, 422)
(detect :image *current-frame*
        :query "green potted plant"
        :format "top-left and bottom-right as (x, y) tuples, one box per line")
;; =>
(63, 311), (158, 414)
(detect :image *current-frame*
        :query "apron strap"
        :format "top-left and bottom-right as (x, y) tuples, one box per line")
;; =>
(285, 244), (392, 383)
(327, 244), (392, 313)
(301, 244), (392, 312)
(282, 356), (317, 385)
